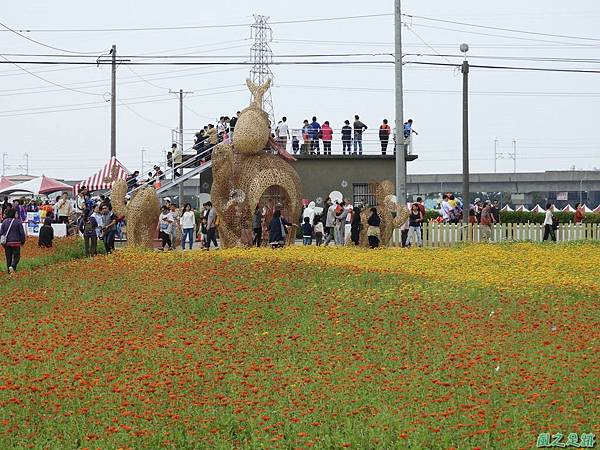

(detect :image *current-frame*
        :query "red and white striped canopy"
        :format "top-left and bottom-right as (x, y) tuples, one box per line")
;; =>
(74, 157), (129, 195)
(0, 176), (14, 191)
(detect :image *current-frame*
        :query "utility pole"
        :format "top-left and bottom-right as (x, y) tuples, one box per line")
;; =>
(512, 139), (517, 174)
(170, 88), (193, 204)
(111, 44), (117, 158)
(394, 0), (406, 204)
(494, 138), (498, 173)
(141, 148), (147, 176)
(460, 43), (470, 224)
(2, 152), (7, 177)
(24, 153), (29, 175)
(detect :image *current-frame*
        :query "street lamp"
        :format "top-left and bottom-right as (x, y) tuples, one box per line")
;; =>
(460, 43), (470, 223)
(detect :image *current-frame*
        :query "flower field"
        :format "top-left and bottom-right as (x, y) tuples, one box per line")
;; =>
(0, 242), (598, 449)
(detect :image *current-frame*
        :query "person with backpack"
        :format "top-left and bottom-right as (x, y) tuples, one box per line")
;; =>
(38, 218), (54, 248)
(78, 208), (98, 257)
(0, 208), (26, 275)
(543, 202), (557, 242)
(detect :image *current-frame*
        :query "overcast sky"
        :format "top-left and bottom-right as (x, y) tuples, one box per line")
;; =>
(2, 0), (599, 180)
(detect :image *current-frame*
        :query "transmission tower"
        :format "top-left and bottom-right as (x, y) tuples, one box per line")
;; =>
(250, 15), (275, 125)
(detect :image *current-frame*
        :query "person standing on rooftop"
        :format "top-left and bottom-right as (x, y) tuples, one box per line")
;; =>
(353, 115), (367, 155)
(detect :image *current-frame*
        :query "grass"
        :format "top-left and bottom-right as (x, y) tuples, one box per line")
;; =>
(0, 243), (597, 449)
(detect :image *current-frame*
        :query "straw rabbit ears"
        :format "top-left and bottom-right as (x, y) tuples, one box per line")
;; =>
(246, 78), (271, 110)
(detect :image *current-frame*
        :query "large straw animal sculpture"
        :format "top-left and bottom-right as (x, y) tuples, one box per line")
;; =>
(356, 180), (410, 247)
(112, 179), (160, 248)
(210, 79), (302, 248)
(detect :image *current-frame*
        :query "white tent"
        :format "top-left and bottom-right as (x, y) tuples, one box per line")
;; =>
(531, 204), (545, 213)
(562, 204), (575, 212)
(515, 205), (529, 212)
(582, 204), (594, 213)
(500, 205), (513, 212)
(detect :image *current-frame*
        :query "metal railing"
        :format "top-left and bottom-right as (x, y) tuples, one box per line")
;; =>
(285, 128), (414, 156)
(116, 145), (215, 198)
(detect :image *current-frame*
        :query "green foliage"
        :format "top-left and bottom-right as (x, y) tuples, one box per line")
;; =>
(424, 209), (600, 224)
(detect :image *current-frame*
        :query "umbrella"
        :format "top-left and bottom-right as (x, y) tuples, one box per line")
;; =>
(0, 176), (15, 191)
(0, 175), (72, 195)
(531, 204), (546, 213)
(500, 205), (513, 212)
(562, 204), (575, 212)
(515, 205), (529, 212)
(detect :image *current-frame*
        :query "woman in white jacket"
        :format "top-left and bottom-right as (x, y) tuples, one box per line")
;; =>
(180, 203), (196, 250)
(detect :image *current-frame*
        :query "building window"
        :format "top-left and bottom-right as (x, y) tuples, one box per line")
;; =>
(353, 183), (376, 207)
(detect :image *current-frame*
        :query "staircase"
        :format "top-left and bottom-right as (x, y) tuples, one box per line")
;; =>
(156, 161), (212, 195)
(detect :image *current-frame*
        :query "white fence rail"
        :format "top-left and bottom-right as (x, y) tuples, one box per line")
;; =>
(391, 222), (600, 247)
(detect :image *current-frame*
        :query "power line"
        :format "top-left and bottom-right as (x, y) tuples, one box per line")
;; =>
(405, 27), (453, 64)
(0, 52), (394, 59)
(0, 13), (393, 33)
(273, 37), (600, 49)
(0, 66), (247, 96)
(5, 58), (600, 74)
(403, 13), (600, 42)
(0, 54), (106, 96)
(405, 60), (600, 74)
(0, 60), (395, 66)
(269, 13), (392, 25)
(125, 65), (169, 90)
(410, 23), (599, 47)
(276, 84), (600, 97)
(0, 87), (248, 118)
(406, 53), (600, 64)
(119, 100), (173, 129)
(0, 20), (105, 54)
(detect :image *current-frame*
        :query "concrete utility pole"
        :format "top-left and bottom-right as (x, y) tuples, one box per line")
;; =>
(461, 44), (470, 224)
(512, 139), (517, 174)
(24, 153), (29, 175)
(494, 138), (498, 173)
(394, 0), (406, 203)
(170, 88), (193, 204)
(110, 44), (117, 158)
(2, 152), (7, 176)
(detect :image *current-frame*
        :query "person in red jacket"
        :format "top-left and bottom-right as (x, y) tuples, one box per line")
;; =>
(321, 121), (333, 155)
(0, 208), (26, 275)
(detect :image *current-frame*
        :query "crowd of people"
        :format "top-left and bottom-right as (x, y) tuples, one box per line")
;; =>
(121, 115), (418, 195)
(1, 181), (584, 274)
(0, 188), (121, 274)
(281, 116), (417, 156)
